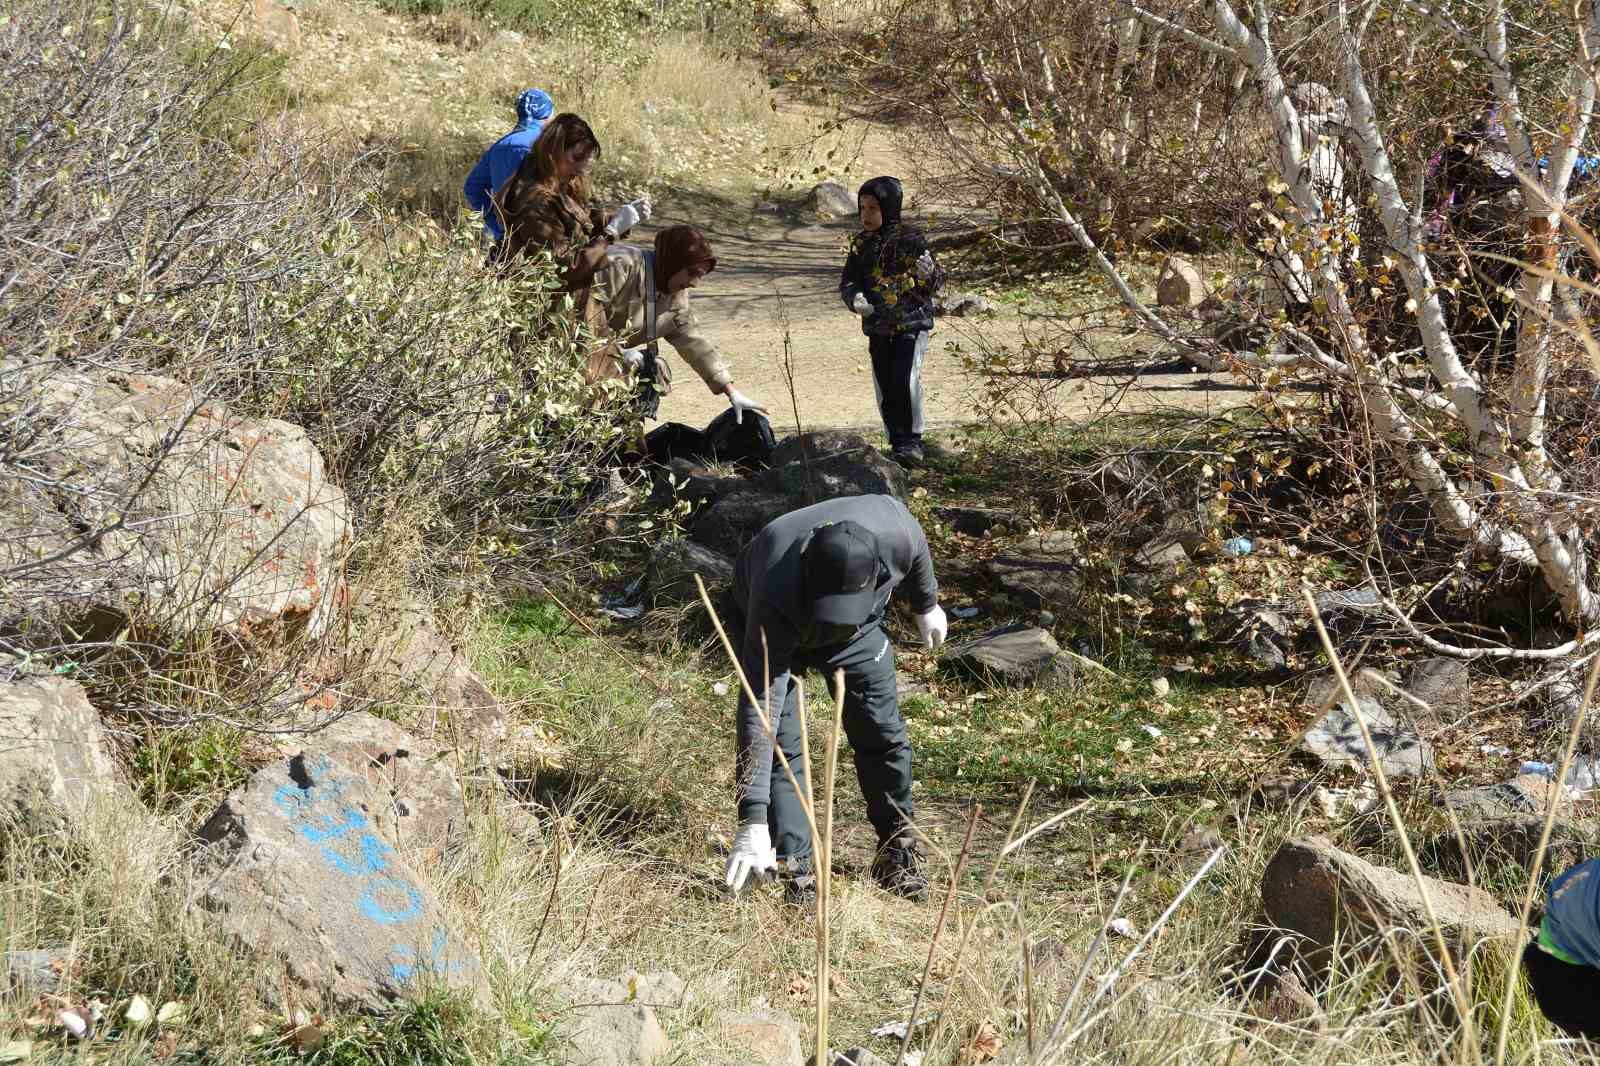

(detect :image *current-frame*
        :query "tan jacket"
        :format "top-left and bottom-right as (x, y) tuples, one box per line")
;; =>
(592, 245), (732, 394)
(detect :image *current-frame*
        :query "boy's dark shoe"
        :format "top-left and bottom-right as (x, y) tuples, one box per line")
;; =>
(891, 443), (925, 468)
(871, 836), (928, 901)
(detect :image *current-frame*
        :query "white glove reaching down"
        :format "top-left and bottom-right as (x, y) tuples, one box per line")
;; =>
(850, 292), (873, 315)
(725, 387), (769, 425)
(915, 250), (938, 280)
(724, 823), (777, 893)
(619, 346), (647, 370)
(916, 605), (948, 650)
(605, 196), (651, 239)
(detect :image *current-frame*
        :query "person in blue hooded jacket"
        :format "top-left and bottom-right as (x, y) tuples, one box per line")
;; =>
(463, 88), (555, 244)
(1522, 857), (1600, 1039)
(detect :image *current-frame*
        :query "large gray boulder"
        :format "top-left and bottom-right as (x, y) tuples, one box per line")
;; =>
(1422, 815), (1596, 886)
(770, 431), (876, 469)
(944, 624), (1077, 688)
(0, 677), (133, 827)
(1299, 694), (1433, 778)
(1444, 774), (1560, 821)
(1403, 657), (1470, 729)
(193, 739), (485, 1011)
(645, 539), (734, 607)
(1261, 837), (1519, 975)
(690, 493), (793, 559)
(758, 447), (907, 502)
(267, 712), (469, 859)
(687, 434), (908, 557)
(3, 370), (349, 639)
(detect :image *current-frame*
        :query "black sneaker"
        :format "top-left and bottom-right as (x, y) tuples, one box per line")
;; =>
(871, 837), (928, 901)
(891, 443), (925, 468)
(778, 857), (816, 907)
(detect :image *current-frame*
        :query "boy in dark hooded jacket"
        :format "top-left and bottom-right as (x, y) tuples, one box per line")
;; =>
(839, 176), (944, 465)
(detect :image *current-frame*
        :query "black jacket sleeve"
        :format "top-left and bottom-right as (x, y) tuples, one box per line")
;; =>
(840, 233), (878, 312)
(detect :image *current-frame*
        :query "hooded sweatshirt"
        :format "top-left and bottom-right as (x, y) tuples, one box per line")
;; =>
(839, 176), (942, 337)
(464, 88), (555, 242)
(729, 495), (939, 823)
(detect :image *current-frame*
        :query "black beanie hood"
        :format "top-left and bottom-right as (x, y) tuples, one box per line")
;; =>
(858, 175), (903, 226)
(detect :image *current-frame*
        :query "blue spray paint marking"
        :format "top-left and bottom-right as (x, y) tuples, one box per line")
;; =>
(266, 754), (466, 988)
(389, 926), (466, 982)
(321, 830), (393, 878)
(360, 876), (425, 925)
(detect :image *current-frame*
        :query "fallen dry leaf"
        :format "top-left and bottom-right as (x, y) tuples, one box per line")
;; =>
(959, 1019), (1004, 1064)
(785, 974), (811, 998)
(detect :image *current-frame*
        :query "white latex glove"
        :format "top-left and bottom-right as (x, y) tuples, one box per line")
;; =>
(850, 292), (872, 315)
(915, 250), (937, 280)
(619, 345), (647, 370)
(724, 822), (777, 893)
(605, 201), (643, 238)
(630, 195), (653, 223)
(916, 604), (948, 650)
(725, 387), (769, 425)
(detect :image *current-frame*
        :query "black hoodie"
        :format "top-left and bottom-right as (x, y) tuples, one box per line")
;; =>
(839, 176), (943, 337)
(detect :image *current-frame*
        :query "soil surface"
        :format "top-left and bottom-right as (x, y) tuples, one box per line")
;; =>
(638, 113), (1259, 437)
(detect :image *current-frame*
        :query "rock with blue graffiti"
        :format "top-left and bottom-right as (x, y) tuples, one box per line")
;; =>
(266, 712), (470, 862)
(192, 751), (488, 1011)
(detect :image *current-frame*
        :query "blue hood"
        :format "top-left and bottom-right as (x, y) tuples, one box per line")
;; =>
(515, 88), (554, 130)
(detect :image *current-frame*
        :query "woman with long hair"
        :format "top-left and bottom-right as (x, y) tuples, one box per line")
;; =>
(492, 113), (650, 290)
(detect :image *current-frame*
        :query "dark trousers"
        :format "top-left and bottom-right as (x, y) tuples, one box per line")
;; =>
(868, 331), (928, 450)
(765, 621), (915, 864)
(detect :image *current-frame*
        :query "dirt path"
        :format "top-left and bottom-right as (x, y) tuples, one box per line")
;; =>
(639, 115), (1259, 437)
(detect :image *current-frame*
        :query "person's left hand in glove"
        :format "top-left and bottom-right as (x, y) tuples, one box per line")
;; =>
(915, 604), (948, 649)
(620, 346), (647, 370)
(604, 195), (652, 240)
(723, 385), (769, 425)
(915, 250), (937, 280)
(850, 292), (873, 315)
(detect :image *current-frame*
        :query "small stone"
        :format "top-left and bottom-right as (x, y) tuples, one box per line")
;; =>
(717, 1009), (805, 1066)
(944, 624), (1077, 688)
(936, 293), (996, 317)
(1299, 695), (1433, 778)
(1131, 535), (1189, 572)
(806, 181), (857, 218)
(830, 1050), (889, 1066)
(1108, 917), (1138, 938)
(935, 505), (1020, 537)
(1156, 256), (1207, 307)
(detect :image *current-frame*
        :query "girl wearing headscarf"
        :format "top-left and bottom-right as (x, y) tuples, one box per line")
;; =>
(591, 224), (766, 422)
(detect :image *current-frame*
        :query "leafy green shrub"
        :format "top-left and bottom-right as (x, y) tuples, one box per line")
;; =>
(0, 0), (634, 726)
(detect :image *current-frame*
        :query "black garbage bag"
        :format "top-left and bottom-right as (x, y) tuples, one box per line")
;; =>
(644, 408), (775, 470)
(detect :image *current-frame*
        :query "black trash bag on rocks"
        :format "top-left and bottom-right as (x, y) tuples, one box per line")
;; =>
(644, 408), (775, 470)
